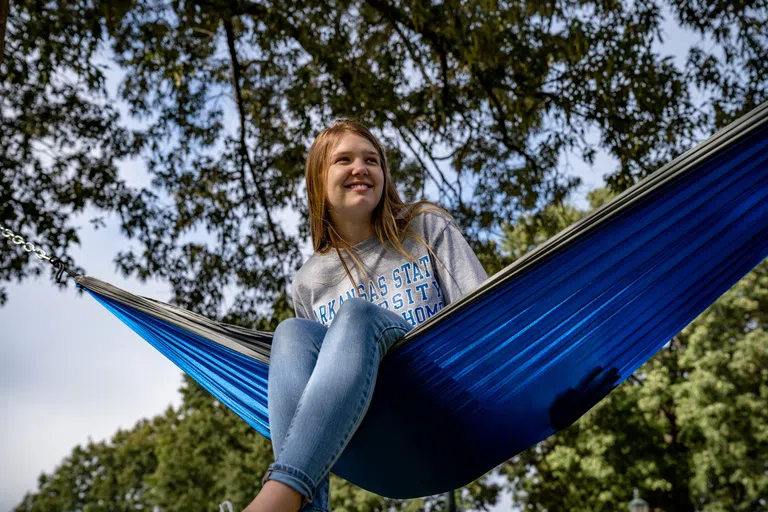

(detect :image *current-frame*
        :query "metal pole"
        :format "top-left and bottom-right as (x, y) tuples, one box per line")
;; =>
(447, 489), (457, 512)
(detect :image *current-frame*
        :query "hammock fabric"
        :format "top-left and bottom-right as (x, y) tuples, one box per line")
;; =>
(75, 101), (768, 499)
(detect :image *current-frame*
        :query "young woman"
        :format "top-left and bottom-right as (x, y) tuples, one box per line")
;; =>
(244, 120), (487, 512)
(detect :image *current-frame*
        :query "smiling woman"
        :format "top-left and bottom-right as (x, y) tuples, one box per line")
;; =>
(324, 133), (385, 246)
(302, 119), (460, 291)
(245, 119), (488, 511)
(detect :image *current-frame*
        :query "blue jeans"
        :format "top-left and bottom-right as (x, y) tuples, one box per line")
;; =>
(263, 298), (413, 512)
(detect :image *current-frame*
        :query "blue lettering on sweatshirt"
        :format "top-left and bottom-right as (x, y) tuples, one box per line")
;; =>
(378, 276), (388, 297)
(392, 268), (402, 289)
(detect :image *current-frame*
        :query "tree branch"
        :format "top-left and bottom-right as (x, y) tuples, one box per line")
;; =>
(366, 0), (453, 115)
(476, 73), (538, 167)
(402, 123), (461, 204)
(223, 17), (280, 246)
(390, 21), (435, 91)
(393, 124), (450, 200)
(364, 0), (443, 54)
(366, 0), (539, 172)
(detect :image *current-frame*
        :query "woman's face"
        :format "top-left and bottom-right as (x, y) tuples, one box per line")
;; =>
(325, 132), (385, 223)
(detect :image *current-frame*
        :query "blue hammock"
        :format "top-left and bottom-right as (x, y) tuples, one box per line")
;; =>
(75, 102), (768, 499)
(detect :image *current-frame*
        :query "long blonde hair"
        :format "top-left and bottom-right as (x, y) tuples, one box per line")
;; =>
(305, 119), (454, 290)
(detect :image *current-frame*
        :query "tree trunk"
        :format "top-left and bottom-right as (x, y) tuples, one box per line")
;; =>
(0, 0), (8, 64)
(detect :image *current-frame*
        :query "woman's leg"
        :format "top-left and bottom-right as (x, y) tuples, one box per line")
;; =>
(267, 317), (331, 511)
(268, 318), (327, 460)
(263, 298), (413, 509)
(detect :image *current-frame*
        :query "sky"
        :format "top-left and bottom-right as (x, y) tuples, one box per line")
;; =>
(0, 11), (704, 512)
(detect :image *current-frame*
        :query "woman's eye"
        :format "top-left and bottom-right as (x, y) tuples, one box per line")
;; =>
(334, 156), (377, 164)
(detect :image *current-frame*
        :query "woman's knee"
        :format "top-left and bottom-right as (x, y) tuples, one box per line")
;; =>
(334, 297), (377, 323)
(272, 318), (322, 357)
(274, 317), (306, 338)
(329, 298), (406, 353)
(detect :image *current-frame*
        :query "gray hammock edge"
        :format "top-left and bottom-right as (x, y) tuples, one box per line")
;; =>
(75, 100), (768, 363)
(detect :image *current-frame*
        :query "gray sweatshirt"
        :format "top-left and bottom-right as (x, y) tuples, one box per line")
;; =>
(291, 211), (488, 328)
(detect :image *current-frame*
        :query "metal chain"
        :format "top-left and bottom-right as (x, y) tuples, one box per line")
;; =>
(0, 223), (52, 262)
(0, 223), (83, 282)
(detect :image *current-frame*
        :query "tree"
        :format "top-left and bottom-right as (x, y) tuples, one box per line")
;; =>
(500, 190), (768, 512)
(0, 0), (8, 64)
(9, 0), (767, 314)
(1, 0), (143, 307)
(14, 418), (161, 511)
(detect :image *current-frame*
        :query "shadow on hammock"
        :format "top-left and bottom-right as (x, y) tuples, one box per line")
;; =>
(549, 366), (622, 431)
(331, 360), (623, 498)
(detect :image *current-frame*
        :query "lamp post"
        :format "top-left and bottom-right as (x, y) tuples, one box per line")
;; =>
(628, 488), (649, 512)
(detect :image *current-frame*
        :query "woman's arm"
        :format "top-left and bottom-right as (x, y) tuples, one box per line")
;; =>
(429, 215), (488, 305)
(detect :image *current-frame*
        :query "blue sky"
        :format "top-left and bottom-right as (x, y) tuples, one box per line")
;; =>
(0, 11), (705, 511)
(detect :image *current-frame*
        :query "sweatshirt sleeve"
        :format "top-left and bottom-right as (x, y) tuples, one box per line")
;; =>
(291, 277), (311, 319)
(429, 214), (489, 306)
